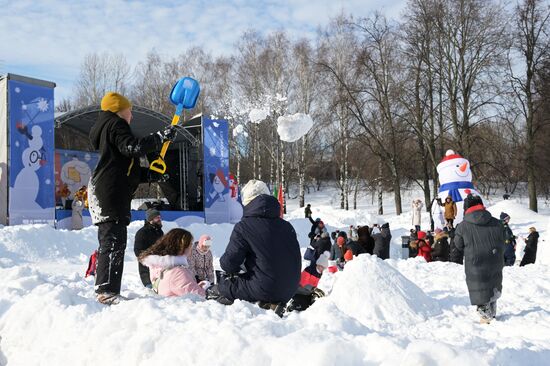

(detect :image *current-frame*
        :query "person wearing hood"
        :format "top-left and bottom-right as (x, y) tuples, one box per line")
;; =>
(431, 228), (450, 262)
(206, 180), (301, 308)
(500, 212), (516, 266)
(357, 225), (375, 255)
(438, 196), (457, 228)
(454, 194), (505, 324)
(134, 209), (164, 288)
(415, 231), (432, 262)
(188, 234), (215, 283)
(139, 228), (208, 297)
(88, 92), (177, 305)
(372, 223), (392, 260)
(520, 227), (539, 267)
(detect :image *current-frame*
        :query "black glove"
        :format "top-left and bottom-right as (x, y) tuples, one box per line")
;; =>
(148, 170), (169, 183)
(158, 125), (178, 142)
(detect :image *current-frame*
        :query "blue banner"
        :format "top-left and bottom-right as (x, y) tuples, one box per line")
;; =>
(8, 80), (55, 225)
(203, 118), (231, 224)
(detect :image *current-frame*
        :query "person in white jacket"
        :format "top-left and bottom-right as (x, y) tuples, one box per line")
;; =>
(412, 199), (423, 231)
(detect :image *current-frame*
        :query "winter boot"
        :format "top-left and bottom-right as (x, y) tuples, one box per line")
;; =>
(205, 285), (234, 305)
(96, 292), (125, 305)
(477, 304), (493, 324)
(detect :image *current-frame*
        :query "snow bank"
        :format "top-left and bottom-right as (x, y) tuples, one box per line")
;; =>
(276, 113), (313, 142)
(249, 108), (269, 123)
(329, 255), (441, 331)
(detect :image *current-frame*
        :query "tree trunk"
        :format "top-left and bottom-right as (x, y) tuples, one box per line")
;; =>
(298, 135), (307, 208)
(378, 159), (384, 215)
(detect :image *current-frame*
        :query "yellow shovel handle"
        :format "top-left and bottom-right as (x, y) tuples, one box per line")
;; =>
(149, 113), (181, 174)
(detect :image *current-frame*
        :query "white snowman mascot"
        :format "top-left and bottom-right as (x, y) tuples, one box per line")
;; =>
(431, 150), (482, 229)
(11, 125), (45, 210)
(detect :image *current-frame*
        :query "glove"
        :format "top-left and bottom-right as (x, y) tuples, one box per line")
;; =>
(158, 125), (178, 142)
(148, 170), (169, 183)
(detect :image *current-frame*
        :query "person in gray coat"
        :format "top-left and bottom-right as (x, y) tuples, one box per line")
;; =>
(454, 194), (505, 324)
(372, 223), (392, 260)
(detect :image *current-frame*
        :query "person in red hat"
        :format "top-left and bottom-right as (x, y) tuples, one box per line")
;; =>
(416, 231), (432, 262)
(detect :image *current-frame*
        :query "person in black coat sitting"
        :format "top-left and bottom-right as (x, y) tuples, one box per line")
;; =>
(207, 180), (301, 306)
(133, 209), (164, 288)
(311, 232), (332, 261)
(431, 228), (450, 262)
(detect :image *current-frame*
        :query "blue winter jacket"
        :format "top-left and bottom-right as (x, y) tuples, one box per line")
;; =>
(218, 194), (301, 303)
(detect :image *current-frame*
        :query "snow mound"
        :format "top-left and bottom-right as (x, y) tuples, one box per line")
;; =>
(249, 108), (269, 123)
(277, 113), (313, 142)
(329, 255), (441, 331)
(0, 225), (97, 265)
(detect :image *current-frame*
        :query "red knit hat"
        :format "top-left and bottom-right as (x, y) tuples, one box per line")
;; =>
(417, 231), (427, 240)
(344, 250), (354, 261)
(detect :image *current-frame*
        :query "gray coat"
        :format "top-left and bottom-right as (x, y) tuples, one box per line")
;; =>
(372, 227), (392, 260)
(454, 209), (505, 305)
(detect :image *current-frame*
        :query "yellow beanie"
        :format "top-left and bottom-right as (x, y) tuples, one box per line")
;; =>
(100, 92), (132, 113)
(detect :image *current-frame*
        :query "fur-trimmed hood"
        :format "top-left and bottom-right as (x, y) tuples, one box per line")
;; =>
(141, 255), (189, 269)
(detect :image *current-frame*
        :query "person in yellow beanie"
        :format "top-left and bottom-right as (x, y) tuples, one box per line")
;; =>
(88, 91), (178, 305)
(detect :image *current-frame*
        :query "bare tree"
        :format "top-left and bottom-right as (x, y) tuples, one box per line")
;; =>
(74, 52), (130, 107)
(509, 0), (550, 212)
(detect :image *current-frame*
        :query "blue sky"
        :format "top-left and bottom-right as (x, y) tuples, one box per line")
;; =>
(0, 0), (406, 102)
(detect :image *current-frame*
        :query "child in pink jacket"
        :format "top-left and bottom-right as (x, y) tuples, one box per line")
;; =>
(139, 228), (207, 297)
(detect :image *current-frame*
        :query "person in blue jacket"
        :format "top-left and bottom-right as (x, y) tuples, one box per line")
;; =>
(206, 180), (301, 307)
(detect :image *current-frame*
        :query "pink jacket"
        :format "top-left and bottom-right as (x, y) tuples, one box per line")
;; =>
(141, 255), (206, 298)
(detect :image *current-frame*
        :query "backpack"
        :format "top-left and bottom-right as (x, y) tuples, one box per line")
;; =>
(85, 250), (98, 277)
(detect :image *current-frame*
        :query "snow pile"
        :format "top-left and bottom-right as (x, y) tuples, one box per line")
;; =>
(276, 113), (313, 142)
(329, 255), (441, 331)
(0, 224), (97, 265)
(248, 108), (269, 123)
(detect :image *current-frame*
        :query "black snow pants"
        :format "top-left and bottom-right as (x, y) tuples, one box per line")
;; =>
(95, 221), (127, 294)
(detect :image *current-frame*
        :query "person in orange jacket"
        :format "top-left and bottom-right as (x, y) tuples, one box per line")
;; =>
(300, 251), (330, 288)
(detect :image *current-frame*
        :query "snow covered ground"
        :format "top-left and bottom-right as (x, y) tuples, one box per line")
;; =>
(0, 187), (549, 365)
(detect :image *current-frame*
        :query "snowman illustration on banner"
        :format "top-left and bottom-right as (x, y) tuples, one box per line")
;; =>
(228, 173), (243, 223)
(431, 149), (482, 229)
(209, 169), (228, 202)
(11, 125), (47, 210)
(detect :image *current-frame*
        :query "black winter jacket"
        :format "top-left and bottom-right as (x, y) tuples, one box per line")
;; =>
(372, 227), (392, 260)
(520, 231), (539, 266)
(88, 111), (162, 225)
(311, 236), (332, 259)
(218, 194), (301, 303)
(133, 221), (164, 286)
(432, 233), (450, 262)
(454, 208), (505, 305)
(357, 226), (375, 254)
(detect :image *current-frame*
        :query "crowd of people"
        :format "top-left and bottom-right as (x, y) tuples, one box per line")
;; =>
(87, 91), (541, 322)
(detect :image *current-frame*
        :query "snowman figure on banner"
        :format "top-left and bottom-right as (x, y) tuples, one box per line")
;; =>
(11, 124), (47, 209)
(431, 149), (482, 229)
